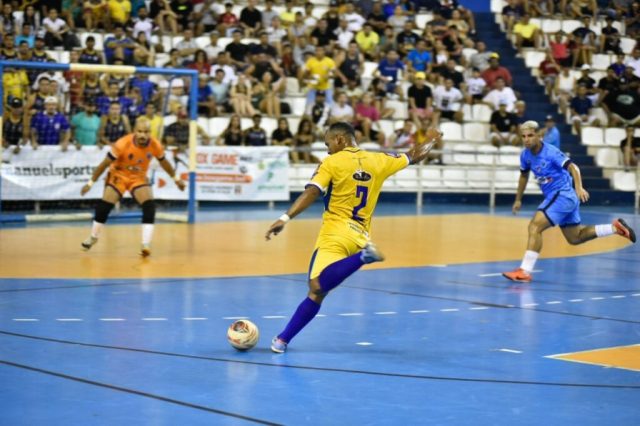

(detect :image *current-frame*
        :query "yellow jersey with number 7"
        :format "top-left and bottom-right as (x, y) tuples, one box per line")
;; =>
(306, 147), (410, 246)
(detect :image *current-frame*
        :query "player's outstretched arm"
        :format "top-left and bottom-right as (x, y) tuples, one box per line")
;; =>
(512, 171), (530, 214)
(158, 157), (186, 191)
(81, 156), (113, 196)
(568, 163), (589, 203)
(265, 185), (322, 241)
(406, 128), (442, 164)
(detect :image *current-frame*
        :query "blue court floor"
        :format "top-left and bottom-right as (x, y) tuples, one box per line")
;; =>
(0, 206), (638, 425)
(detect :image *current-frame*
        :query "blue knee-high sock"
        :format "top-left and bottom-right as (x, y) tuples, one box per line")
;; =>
(318, 253), (364, 293)
(278, 297), (321, 343)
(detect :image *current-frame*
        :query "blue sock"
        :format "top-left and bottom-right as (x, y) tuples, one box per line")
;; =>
(278, 297), (321, 343)
(318, 253), (364, 293)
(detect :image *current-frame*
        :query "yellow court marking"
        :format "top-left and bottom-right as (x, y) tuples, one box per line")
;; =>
(547, 344), (640, 372)
(0, 214), (630, 279)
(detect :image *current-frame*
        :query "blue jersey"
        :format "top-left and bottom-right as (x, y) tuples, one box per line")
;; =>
(520, 143), (573, 198)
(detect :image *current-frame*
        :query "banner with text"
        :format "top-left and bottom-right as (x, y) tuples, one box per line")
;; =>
(0, 146), (290, 201)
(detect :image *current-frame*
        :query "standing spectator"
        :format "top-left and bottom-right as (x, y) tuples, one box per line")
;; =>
(98, 101), (131, 147)
(542, 115), (561, 150)
(303, 46), (337, 110)
(171, 0), (193, 33)
(483, 77), (518, 112)
(481, 53), (513, 88)
(570, 84), (599, 134)
(489, 101), (518, 147)
(432, 77), (464, 125)
(71, 101), (101, 147)
(407, 72), (433, 125)
(240, 0), (262, 37)
(2, 98), (27, 154)
(30, 97), (71, 150)
(620, 125), (640, 170)
(244, 114), (268, 147)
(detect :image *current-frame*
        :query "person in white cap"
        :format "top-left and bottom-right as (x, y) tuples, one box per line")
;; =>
(29, 96), (70, 150)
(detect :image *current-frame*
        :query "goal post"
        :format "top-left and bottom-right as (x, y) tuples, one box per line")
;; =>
(0, 60), (198, 225)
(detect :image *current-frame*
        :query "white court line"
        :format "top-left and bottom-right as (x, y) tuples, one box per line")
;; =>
(223, 316), (248, 320)
(56, 318), (83, 322)
(182, 317), (207, 321)
(99, 318), (125, 321)
(374, 311), (397, 315)
(356, 342), (373, 346)
(409, 310), (429, 314)
(338, 313), (364, 316)
(262, 315), (286, 319)
(469, 307), (490, 310)
(479, 269), (542, 277)
(522, 303), (538, 307)
(12, 318), (39, 322)
(142, 318), (167, 321)
(440, 308), (459, 312)
(610, 295), (626, 299)
(315, 314), (326, 318)
(546, 301), (562, 305)
(590, 297), (605, 301)
(633, 293), (640, 297)
(497, 349), (523, 354)
(568, 299), (583, 302)
(427, 264), (448, 268)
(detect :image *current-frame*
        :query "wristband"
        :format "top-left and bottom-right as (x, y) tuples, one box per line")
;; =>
(87, 179), (94, 188)
(279, 214), (290, 223)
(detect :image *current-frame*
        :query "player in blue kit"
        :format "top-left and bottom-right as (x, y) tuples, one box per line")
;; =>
(265, 122), (443, 353)
(503, 120), (636, 283)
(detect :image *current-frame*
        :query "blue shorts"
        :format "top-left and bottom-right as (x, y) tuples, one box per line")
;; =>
(538, 190), (581, 227)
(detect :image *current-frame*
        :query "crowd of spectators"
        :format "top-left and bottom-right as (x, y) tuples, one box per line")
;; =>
(0, 0), (638, 168)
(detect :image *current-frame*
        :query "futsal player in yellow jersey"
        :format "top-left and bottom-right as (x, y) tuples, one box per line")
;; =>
(265, 122), (443, 353)
(304, 46), (337, 108)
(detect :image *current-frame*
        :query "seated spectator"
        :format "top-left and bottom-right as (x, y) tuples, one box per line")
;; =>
(307, 90), (330, 135)
(148, 0), (178, 35)
(625, 2), (640, 38)
(240, 0), (262, 37)
(310, 19), (337, 51)
(294, 118), (316, 163)
(230, 74), (255, 117)
(329, 92), (355, 124)
(335, 18), (355, 51)
(97, 80), (132, 116)
(164, 78), (189, 115)
(620, 66), (640, 90)
(408, 72), (433, 125)
(513, 100), (528, 125)
(0, 33), (17, 61)
(253, 71), (284, 118)
(98, 101), (131, 147)
(243, 113), (269, 147)
(30, 97), (71, 151)
(216, 114), (244, 146)
(396, 21), (419, 56)
(375, 49), (406, 100)
(576, 64), (598, 103)
(0, 3), (16, 35)
(131, 32), (155, 67)
(600, 16), (622, 54)
(469, 41), (493, 72)
(489, 101), (519, 147)
(539, 52), (561, 96)
(448, 9), (470, 40)
(2, 98), (27, 154)
(388, 5), (409, 35)
(22, 5), (42, 35)
(71, 101), (101, 148)
(108, 0), (132, 28)
(609, 53), (627, 77)
(597, 68), (620, 105)
(513, 13), (541, 50)
(3, 67), (29, 106)
(367, 2), (388, 34)
(175, 28), (199, 62)
(266, 17), (288, 55)
(465, 67), (487, 104)
(194, 0), (220, 36)
(355, 22), (380, 61)
(620, 125), (640, 170)
(481, 53), (513, 88)
(171, 0), (194, 33)
(125, 87), (146, 124)
(414, 117), (444, 163)
(602, 86), (640, 127)
(483, 77), (518, 112)
(432, 78), (464, 125)
(211, 52), (238, 86)
(142, 103), (164, 141)
(129, 74), (157, 106)
(354, 93), (386, 144)
(571, 15), (597, 67)
(79, 36), (106, 65)
(407, 39), (432, 75)
(554, 66), (576, 115)
(26, 76), (52, 115)
(104, 24), (136, 64)
(271, 118), (294, 147)
(541, 115), (561, 150)
(343, 3), (366, 33)
(83, 0), (108, 32)
(501, 0), (525, 34)
(334, 42), (364, 90)
(43, 8), (77, 50)
(627, 49), (640, 78)
(570, 85), (600, 134)
(386, 120), (415, 148)
(209, 69), (230, 113)
(568, 0), (596, 19)
(164, 108), (211, 150)
(438, 58), (464, 89)
(188, 49), (211, 75)
(441, 25), (465, 62)
(15, 23), (35, 48)
(81, 72), (104, 108)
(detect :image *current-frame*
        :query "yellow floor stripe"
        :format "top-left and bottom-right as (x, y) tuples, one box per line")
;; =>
(548, 344), (640, 372)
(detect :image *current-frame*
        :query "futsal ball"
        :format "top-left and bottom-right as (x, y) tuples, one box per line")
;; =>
(227, 320), (260, 351)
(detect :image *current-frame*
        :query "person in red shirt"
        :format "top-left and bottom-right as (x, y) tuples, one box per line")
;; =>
(538, 52), (560, 95)
(481, 53), (513, 88)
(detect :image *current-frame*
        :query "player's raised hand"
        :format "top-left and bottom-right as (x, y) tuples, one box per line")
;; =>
(265, 220), (286, 241)
(576, 187), (589, 203)
(512, 200), (522, 215)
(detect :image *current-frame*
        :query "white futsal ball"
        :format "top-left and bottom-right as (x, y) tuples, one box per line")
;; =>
(227, 320), (260, 351)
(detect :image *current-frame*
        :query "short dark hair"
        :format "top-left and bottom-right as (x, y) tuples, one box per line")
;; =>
(327, 122), (356, 141)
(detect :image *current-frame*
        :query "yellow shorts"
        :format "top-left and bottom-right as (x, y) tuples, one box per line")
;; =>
(309, 222), (369, 279)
